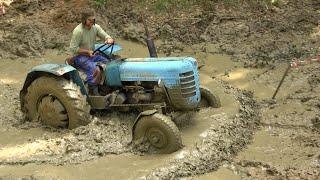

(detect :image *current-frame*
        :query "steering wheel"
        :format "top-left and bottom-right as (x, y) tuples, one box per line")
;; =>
(94, 43), (114, 58)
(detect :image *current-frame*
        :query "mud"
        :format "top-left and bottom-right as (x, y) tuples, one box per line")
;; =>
(222, 63), (320, 179)
(0, 88), (256, 168)
(0, 0), (320, 179)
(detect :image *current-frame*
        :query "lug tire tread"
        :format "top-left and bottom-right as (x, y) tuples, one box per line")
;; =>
(24, 76), (91, 129)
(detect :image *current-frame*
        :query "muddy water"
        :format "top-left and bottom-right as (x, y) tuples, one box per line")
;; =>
(201, 53), (275, 100)
(204, 56), (320, 178)
(235, 129), (318, 168)
(0, 155), (170, 179)
(0, 40), (263, 179)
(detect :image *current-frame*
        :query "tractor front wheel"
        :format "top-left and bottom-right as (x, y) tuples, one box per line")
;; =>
(133, 113), (182, 153)
(199, 86), (221, 108)
(24, 76), (91, 129)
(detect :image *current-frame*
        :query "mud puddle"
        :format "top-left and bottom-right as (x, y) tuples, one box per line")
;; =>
(200, 52), (276, 100)
(221, 62), (320, 179)
(188, 49), (319, 179)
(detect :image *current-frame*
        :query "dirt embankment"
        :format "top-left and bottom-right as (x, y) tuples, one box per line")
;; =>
(106, 1), (320, 66)
(0, 0), (96, 58)
(1, 0), (320, 66)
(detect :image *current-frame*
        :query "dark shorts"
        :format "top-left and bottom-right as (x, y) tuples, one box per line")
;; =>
(73, 55), (109, 85)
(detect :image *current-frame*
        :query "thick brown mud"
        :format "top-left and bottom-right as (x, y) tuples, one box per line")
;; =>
(0, 0), (320, 179)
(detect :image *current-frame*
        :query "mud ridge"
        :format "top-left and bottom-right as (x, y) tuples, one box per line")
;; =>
(145, 82), (260, 179)
(0, 113), (134, 165)
(233, 159), (320, 179)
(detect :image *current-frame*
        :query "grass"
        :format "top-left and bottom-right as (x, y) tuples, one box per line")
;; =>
(94, 0), (108, 5)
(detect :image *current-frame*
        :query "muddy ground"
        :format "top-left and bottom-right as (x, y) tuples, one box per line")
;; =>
(0, 0), (319, 179)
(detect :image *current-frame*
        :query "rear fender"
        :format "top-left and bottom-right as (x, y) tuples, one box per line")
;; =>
(20, 64), (88, 112)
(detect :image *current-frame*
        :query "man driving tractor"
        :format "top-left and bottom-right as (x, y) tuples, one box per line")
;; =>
(69, 8), (114, 95)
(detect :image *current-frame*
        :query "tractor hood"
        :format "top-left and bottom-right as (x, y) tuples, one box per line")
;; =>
(119, 57), (198, 86)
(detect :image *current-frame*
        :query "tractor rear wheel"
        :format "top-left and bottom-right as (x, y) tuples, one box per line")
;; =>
(24, 76), (91, 129)
(199, 86), (221, 108)
(134, 113), (182, 153)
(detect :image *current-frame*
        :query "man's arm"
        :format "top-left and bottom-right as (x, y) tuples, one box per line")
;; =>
(95, 24), (114, 44)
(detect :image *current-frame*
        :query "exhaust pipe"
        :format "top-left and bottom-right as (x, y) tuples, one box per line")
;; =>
(141, 14), (158, 57)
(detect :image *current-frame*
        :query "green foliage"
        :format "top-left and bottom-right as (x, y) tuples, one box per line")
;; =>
(139, 0), (272, 13)
(94, 0), (108, 5)
(154, 0), (170, 12)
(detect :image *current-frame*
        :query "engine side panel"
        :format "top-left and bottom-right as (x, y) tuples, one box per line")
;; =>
(119, 57), (200, 110)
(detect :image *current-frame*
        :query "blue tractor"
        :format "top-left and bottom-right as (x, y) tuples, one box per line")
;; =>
(20, 22), (221, 152)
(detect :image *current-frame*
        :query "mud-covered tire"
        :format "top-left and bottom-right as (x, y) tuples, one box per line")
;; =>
(24, 76), (91, 129)
(199, 86), (221, 108)
(133, 113), (182, 153)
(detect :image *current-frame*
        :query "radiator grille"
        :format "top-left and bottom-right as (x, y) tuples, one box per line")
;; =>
(179, 71), (196, 98)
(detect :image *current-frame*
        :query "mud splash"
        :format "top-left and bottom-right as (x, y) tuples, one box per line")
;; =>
(146, 85), (259, 179)
(0, 114), (134, 165)
(0, 80), (259, 168)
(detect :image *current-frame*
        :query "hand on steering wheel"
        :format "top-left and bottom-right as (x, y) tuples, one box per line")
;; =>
(105, 38), (114, 45)
(94, 42), (115, 57)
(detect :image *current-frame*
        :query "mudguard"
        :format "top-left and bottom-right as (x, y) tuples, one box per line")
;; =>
(131, 109), (158, 142)
(30, 63), (76, 76)
(134, 109), (158, 125)
(20, 64), (88, 111)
